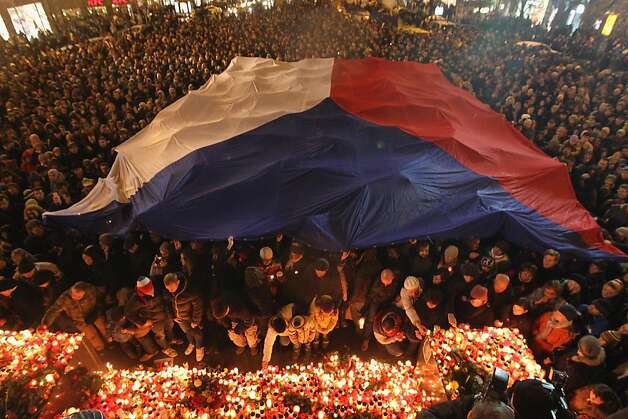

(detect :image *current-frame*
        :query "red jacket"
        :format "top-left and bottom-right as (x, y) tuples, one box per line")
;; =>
(533, 311), (576, 354)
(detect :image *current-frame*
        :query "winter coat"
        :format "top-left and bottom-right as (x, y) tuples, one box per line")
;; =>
(124, 291), (168, 327)
(415, 298), (448, 329)
(578, 304), (609, 337)
(262, 303), (314, 364)
(373, 307), (408, 345)
(565, 352), (613, 395)
(501, 311), (533, 341)
(394, 287), (422, 328)
(309, 298), (338, 335)
(163, 278), (203, 324)
(211, 291), (257, 328)
(456, 301), (495, 329)
(533, 311), (577, 355)
(42, 282), (104, 329)
(277, 257), (310, 307)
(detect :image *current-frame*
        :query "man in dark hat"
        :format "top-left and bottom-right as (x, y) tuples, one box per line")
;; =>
(303, 258), (346, 308)
(0, 278), (43, 328)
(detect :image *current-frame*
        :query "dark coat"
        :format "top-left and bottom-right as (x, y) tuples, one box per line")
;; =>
(42, 282), (104, 329)
(456, 301), (495, 329)
(163, 279), (203, 324)
(124, 291), (168, 326)
(415, 298), (448, 329)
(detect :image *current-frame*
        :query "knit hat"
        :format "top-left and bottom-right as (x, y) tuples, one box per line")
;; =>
(558, 303), (579, 321)
(259, 246), (273, 260)
(136, 276), (154, 296)
(443, 245), (459, 261)
(591, 298), (612, 317)
(315, 295), (335, 314)
(0, 279), (18, 292)
(404, 276), (422, 292)
(578, 335), (602, 359)
(17, 259), (35, 274)
(470, 284), (488, 301)
(599, 330), (621, 346)
(314, 258), (330, 272)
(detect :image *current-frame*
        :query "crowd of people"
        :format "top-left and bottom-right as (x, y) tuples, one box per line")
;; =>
(0, 1), (626, 417)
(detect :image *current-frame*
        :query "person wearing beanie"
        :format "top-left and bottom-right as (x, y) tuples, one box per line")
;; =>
(394, 276), (425, 332)
(448, 262), (480, 300)
(489, 241), (512, 274)
(500, 298), (533, 341)
(579, 298), (611, 337)
(211, 290), (260, 357)
(82, 244), (119, 299)
(0, 278), (43, 328)
(163, 272), (205, 362)
(361, 269), (400, 352)
(438, 245), (459, 273)
(455, 285), (495, 329)
(41, 282), (107, 351)
(124, 276), (177, 358)
(564, 335), (613, 395)
(309, 294), (338, 350)
(532, 303), (579, 357)
(513, 263), (539, 298)
(490, 273), (515, 319)
(257, 246), (283, 287)
(372, 307), (416, 357)
(14, 257), (62, 283)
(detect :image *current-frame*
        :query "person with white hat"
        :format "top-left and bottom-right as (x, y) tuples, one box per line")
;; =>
(394, 276), (426, 333)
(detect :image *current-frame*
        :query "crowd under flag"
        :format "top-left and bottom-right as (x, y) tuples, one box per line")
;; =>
(44, 57), (626, 260)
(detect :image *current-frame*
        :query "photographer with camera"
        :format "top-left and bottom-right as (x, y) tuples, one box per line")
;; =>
(419, 368), (577, 419)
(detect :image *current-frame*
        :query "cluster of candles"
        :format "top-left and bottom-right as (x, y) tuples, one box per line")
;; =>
(75, 354), (445, 417)
(2, 327), (544, 416)
(0, 329), (82, 387)
(429, 325), (544, 395)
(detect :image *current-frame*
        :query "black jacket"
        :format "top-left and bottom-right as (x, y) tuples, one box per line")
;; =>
(163, 279), (203, 324)
(212, 291), (258, 329)
(124, 292), (168, 326)
(456, 301), (495, 329)
(415, 298), (448, 329)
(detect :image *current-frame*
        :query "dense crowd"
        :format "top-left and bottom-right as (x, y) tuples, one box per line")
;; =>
(0, 1), (626, 418)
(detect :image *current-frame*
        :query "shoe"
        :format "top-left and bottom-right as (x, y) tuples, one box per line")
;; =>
(139, 353), (156, 362)
(184, 344), (194, 356)
(171, 338), (184, 345)
(322, 338), (330, 350)
(195, 347), (205, 362)
(250, 345), (259, 356)
(235, 346), (246, 355)
(162, 347), (178, 358)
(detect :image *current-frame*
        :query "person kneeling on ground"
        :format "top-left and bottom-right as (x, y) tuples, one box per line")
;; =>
(211, 290), (260, 357)
(41, 281), (107, 352)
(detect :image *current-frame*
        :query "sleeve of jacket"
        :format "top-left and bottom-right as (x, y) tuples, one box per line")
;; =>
(400, 289), (422, 328)
(124, 296), (144, 326)
(41, 293), (68, 327)
(191, 292), (203, 324)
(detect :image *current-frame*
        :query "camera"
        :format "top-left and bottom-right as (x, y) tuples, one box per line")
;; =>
(546, 369), (576, 419)
(475, 367), (510, 403)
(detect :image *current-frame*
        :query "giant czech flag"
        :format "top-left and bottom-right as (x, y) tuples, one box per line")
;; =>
(44, 57), (625, 260)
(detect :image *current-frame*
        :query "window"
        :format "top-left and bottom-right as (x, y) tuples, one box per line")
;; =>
(8, 2), (51, 39)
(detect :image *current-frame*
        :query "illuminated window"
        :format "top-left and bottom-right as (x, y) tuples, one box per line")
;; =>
(0, 17), (9, 40)
(8, 3), (51, 39)
(435, 5), (444, 16)
(601, 14), (617, 36)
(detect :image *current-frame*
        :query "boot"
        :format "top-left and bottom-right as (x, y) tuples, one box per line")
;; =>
(184, 343), (195, 356)
(195, 347), (205, 362)
(162, 347), (178, 358)
(312, 338), (320, 351)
